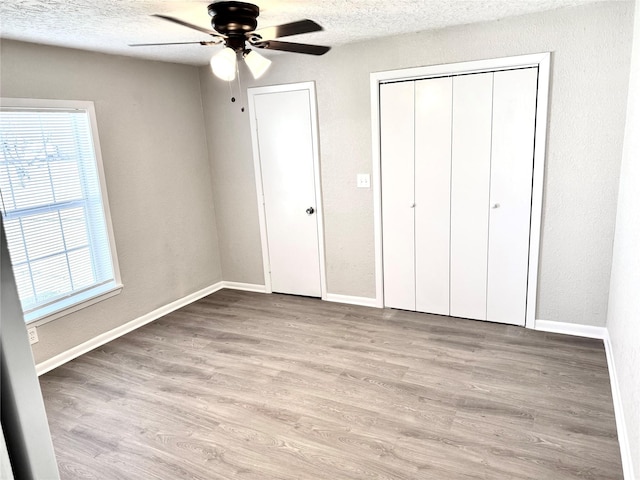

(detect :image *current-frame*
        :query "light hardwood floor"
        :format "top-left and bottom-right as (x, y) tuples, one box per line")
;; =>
(40, 289), (623, 479)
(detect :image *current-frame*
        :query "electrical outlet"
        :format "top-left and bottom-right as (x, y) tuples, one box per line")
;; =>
(357, 173), (371, 188)
(27, 327), (39, 345)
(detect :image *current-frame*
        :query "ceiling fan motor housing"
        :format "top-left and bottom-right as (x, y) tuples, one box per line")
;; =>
(208, 1), (260, 51)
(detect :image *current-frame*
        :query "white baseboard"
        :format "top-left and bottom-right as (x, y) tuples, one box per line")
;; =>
(535, 320), (633, 479)
(222, 286), (376, 308)
(603, 331), (635, 480)
(325, 293), (379, 308)
(534, 319), (607, 339)
(35, 282), (225, 376)
(34, 293), (635, 478)
(35, 281), (269, 375)
(220, 281), (267, 293)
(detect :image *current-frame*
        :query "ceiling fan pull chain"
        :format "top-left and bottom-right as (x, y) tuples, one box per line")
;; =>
(235, 59), (245, 113)
(227, 76), (235, 105)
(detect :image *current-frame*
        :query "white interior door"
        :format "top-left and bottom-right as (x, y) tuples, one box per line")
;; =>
(380, 81), (416, 310)
(415, 77), (452, 315)
(251, 87), (322, 297)
(450, 72), (494, 321)
(486, 68), (538, 325)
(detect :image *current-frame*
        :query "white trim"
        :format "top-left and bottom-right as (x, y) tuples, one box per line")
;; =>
(247, 81), (327, 300)
(370, 53), (551, 322)
(1, 97), (123, 325)
(35, 282), (224, 375)
(534, 319), (607, 339)
(88, 99), (122, 292)
(28, 283), (122, 327)
(371, 53), (551, 83)
(35, 281), (271, 375)
(309, 85), (329, 301)
(534, 321), (633, 478)
(325, 293), (379, 308)
(603, 331), (634, 480)
(33, 279), (634, 479)
(247, 87), (273, 294)
(220, 281), (267, 293)
(525, 53), (550, 330)
(370, 76), (385, 308)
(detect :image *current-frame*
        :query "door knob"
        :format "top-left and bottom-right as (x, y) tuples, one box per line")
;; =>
(306, 207), (315, 215)
(491, 203), (500, 209)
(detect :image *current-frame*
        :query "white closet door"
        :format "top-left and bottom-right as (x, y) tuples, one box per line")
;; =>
(486, 68), (538, 325)
(450, 73), (493, 321)
(381, 81), (416, 310)
(415, 77), (452, 315)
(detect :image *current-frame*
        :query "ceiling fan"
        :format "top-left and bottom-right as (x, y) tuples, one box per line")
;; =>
(130, 1), (331, 81)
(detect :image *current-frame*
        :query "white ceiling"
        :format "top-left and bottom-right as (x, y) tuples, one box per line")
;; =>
(0, 0), (605, 66)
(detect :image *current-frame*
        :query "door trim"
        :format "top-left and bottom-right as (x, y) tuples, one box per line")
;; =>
(370, 52), (551, 329)
(247, 81), (327, 299)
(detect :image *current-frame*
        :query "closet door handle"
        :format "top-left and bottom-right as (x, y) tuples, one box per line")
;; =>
(410, 203), (416, 209)
(491, 203), (500, 209)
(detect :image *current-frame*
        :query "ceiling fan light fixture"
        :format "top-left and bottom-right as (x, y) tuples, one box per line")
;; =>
(140, 3), (331, 83)
(243, 49), (271, 79)
(210, 47), (237, 81)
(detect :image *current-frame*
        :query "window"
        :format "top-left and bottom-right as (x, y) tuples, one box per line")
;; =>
(0, 98), (121, 324)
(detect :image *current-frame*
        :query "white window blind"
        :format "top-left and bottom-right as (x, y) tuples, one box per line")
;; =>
(0, 99), (121, 324)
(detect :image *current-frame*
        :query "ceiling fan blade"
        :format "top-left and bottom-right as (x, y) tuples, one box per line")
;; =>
(252, 19), (323, 41)
(129, 41), (219, 47)
(255, 40), (330, 56)
(152, 14), (224, 37)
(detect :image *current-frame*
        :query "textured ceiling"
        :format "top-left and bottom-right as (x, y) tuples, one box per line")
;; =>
(0, 0), (606, 66)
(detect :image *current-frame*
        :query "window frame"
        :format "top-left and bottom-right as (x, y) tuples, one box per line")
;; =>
(0, 97), (122, 326)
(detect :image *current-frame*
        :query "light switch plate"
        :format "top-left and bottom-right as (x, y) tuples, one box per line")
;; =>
(357, 174), (371, 188)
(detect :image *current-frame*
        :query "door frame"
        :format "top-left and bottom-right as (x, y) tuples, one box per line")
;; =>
(247, 81), (327, 299)
(370, 52), (551, 329)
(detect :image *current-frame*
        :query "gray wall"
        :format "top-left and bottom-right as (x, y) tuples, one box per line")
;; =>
(200, 1), (634, 326)
(607, 0), (640, 476)
(0, 1), (636, 469)
(0, 2), (634, 361)
(0, 41), (223, 363)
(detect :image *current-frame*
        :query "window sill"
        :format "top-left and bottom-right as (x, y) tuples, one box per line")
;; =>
(26, 283), (124, 327)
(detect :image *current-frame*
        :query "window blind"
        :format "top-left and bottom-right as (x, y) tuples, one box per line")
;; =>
(0, 104), (119, 323)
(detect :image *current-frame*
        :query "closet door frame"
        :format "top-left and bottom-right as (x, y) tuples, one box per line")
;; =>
(370, 52), (550, 329)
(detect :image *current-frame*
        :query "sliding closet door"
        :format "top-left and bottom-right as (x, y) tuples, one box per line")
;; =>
(486, 68), (538, 325)
(381, 81), (415, 310)
(415, 77), (452, 315)
(450, 73), (493, 321)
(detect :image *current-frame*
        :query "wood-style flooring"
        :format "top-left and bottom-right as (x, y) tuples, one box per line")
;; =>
(39, 290), (623, 479)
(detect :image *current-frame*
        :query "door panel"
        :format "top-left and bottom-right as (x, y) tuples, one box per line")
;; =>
(486, 68), (538, 325)
(253, 89), (321, 297)
(415, 77), (452, 315)
(381, 81), (416, 310)
(450, 73), (493, 321)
